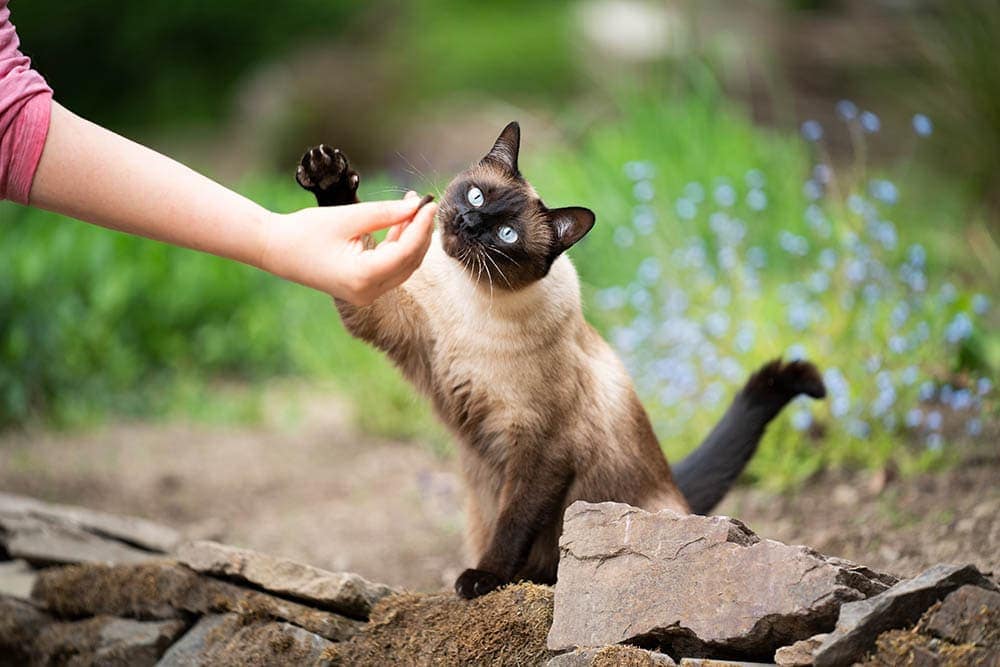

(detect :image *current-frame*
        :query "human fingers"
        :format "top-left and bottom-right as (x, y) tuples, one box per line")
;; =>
(362, 201), (437, 283)
(340, 197), (426, 237)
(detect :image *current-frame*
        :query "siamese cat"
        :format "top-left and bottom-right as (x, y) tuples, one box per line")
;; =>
(295, 122), (826, 599)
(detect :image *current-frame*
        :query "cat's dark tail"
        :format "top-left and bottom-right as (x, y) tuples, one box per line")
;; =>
(673, 358), (826, 515)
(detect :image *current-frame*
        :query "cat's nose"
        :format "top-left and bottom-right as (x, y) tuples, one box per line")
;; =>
(457, 210), (480, 232)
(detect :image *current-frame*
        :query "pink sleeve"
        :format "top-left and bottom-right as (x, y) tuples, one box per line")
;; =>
(0, 0), (52, 205)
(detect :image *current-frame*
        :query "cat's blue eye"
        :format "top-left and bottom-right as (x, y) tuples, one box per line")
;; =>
(467, 186), (484, 207)
(497, 225), (518, 244)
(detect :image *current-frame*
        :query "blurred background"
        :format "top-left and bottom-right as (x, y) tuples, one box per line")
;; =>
(1, 0), (997, 589)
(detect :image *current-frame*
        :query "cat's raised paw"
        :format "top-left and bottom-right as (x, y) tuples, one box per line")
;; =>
(454, 568), (504, 599)
(295, 144), (360, 206)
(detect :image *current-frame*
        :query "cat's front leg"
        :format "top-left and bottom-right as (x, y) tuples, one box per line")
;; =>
(455, 459), (574, 599)
(296, 144), (361, 207)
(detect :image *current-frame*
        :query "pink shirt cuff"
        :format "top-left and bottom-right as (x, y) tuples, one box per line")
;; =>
(6, 89), (50, 204)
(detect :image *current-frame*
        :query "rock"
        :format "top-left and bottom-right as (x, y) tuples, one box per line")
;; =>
(155, 613), (336, 666)
(678, 660), (777, 666)
(0, 492), (180, 552)
(0, 595), (53, 664)
(156, 614), (232, 666)
(921, 584), (1000, 648)
(860, 627), (998, 667)
(813, 563), (998, 667)
(34, 616), (187, 666)
(547, 646), (677, 666)
(32, 561), (363, 642)
(774, 633), (827, 666)
(0, 559), (37, 599)
(0, 515), (158, 565)
(547, 502), (896, 661)
(176, 540), (396, 619)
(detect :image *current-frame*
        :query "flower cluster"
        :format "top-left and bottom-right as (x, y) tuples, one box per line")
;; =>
(596, 104), (992, 458)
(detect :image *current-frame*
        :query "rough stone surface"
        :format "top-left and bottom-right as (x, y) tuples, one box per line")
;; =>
(156, 614), (232, 666)
(774, 633), (827, 666)
(547, 502), (897, 660)
(33, 615), (187, 666)
(177, 539), (396, 619)
(154, 613), (335, 666)
(0, 594), (54, 664)
(0, 558), (37, 599)
(858, 627), (999, 666)
(0, 492), (180, 552)
(678, 660), (777, 666)
(31, 561), (363, 642)
(0, 515), (159, 565)
(813, 563), (998, 667)
(921, 584), (1000, 648)
(547, 646), (678, 666)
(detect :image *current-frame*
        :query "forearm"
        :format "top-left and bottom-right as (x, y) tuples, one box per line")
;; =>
(28, 101), (269, 269)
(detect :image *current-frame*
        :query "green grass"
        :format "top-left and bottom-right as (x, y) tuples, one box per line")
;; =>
(1, 88), (994, 488)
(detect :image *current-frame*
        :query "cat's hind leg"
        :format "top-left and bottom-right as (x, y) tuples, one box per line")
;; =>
(295, 144), (360, 206)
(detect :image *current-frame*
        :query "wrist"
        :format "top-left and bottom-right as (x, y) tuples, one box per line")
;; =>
(254, 210), (285, 277)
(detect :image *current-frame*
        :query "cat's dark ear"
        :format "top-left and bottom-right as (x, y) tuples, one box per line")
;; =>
(481, 121), (520, 175)
(548, 206), (595, 253)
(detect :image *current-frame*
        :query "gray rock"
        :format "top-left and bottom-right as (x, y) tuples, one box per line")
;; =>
(774, 633), (827, 666)
(34, 616), (187, 666)
(32, 561), (363, 642)
(547, 502), (896, 661)
(813, 563), (998, 667)
(679, 660), (777, 666)
(0, 515), (157, 565)
(0, 492), (180, 552)
(547, 646), (677, 666)
(921, 584), (1000, 648)
(0, 559), (37, 599)
(176, 540), (396, 619)
(156, 614), (232, 666)
(155, 613), (336, 665)
(0, 594), (53, 663)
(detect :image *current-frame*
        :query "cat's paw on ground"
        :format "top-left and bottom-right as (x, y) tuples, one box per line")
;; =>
(295, 144), (360, 206)
(454, 568), (504, 599)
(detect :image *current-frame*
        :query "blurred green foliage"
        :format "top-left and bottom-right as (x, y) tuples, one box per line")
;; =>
(12, 1), (359, 129)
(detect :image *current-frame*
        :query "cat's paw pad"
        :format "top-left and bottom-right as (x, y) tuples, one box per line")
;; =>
(454, 568), (504, 599)
(295, 144), (360, 201)
(745, 358), (826, 401)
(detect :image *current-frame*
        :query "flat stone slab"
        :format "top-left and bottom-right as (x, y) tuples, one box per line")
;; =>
(921, 584), (1000, 648)
(813, 563), (998, 667)
(0, 492), (180, 552)
(177, 540), (396, 619)
(0, 515), (158, 565)
(547, 646), (677, 665)
(774, 633), (827, 666)
(155, 613), (336, 666)
(32, 561), (363, 642)
(0, 559), (37, 599)
(547, 502), (897, 661)
(34, 615), (187, 666)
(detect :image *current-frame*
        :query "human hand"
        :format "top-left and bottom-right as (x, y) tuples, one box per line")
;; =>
(259, 192), (437, 305)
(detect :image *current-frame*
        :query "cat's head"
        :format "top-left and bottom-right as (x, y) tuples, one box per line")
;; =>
(438, 122), (595, 291)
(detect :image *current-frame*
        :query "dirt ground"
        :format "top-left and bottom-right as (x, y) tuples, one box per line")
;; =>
(1, 385), (997, 590)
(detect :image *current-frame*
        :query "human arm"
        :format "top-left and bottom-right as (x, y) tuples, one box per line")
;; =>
(26, 102), (436, 305)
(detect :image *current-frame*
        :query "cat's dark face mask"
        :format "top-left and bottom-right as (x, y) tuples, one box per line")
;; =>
(438, 122), (595, 291)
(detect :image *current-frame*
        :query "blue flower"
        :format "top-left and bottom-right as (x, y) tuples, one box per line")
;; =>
(745, 169), (766, 189)
(945, 312), (973, 343)
(926, 410), (943, 431)
(786, 344), (807, 361)
(613, 226), (635, 248)
(907, 244), (927, 267)
(888, 335), (908, 354)
(951, 389), (972, 411)
(819, 248), (837, 270)
(832, 396), (851, 418)
(891, 303), (910, 328)
(966, 418), (983, 437)
(705, 311), (730, 338)
(734, 323), (755, 353)
(791, 409), (812, 431)
(808, 271), (830, 293)
(868, 179), (898, 205)
(747, 246), (767, 269)
(847, 419), (871, 439)
(683, 181), (705, 203)
(714, 182), (737, 207)
(972, 293), (989, 315)
(633, 206), (656, 235)
(801, 120), (824, 142)
(595, 286), (627, 311)
(977, 377), (993, 396)
(803, 179), (823, 201)
(919, 381), (936, 401)
(624, 161), (655, 181)
(813, 163), (833, 184)
(900, 366), (918, 385)
(860, 111), (881, 133)
(630, 288), (652, 311)
(746, 188), (768, 211)
(675, 198), (697, 221)
(926, 433), (943, 451)
(912, 113), (933, 137)
(633, 180), (655, 202)
(905, 408), (923, 428)
(836, 99), (858, 121)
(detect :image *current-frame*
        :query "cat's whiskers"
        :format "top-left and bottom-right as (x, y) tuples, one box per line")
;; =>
(483, 246), (512, 289)
(396, 152), (444, 202)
